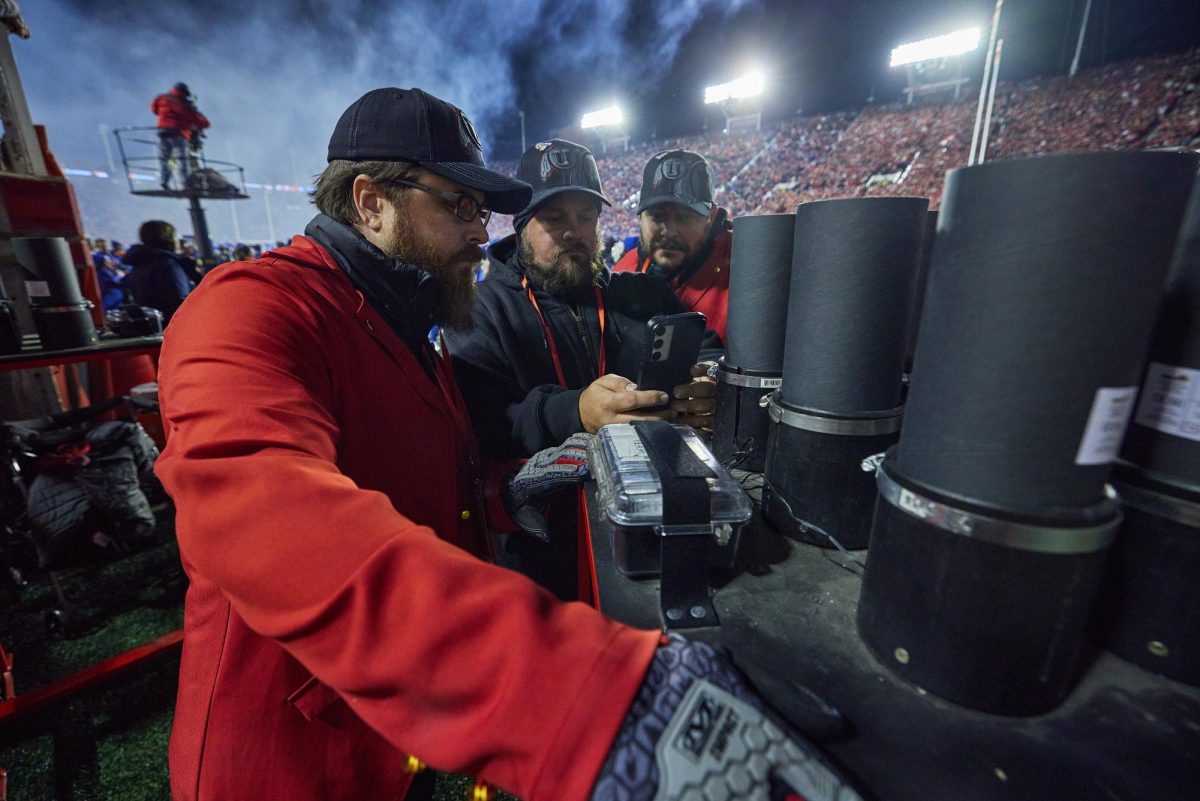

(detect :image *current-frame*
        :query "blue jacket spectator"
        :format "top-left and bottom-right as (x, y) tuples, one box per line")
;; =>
(95, 256), (126, 311)
(124, 220), (192, 324)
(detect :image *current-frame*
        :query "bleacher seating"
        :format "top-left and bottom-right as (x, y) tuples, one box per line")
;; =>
(485, 48), (1200, 245)
(78, 50), (1200, 249)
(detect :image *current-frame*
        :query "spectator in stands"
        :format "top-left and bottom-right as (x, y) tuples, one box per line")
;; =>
(178, 240), (204, 285)
(232, 244), (253, 261)
(91, 237), (127, 312)
(91, 238), (117, 266)
(613, 149), (733, 339)
(124, 220), (192, 324)
(110, 240), (127, 261)
(151, 82), (210, 191)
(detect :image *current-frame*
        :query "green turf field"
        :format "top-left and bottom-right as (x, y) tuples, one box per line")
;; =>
(1, 508), (517, 801)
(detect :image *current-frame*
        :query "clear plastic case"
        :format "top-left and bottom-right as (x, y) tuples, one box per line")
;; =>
(588, 424), (753, 577)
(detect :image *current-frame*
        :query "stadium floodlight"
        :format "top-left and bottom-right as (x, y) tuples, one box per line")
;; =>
(890, 28), (981, 67)
(704, 71), (765, 104)
(581, 105), (624, 129)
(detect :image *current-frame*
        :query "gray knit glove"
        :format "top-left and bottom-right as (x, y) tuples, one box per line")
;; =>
(504, 433), (593, 541)
(592, 635), (863, 801)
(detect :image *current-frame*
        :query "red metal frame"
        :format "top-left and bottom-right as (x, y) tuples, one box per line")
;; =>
(0, 643), (13, 703)
(0, 630), (181, 726)
(576, 488), (600, 608)
(0, 339), (161, 373)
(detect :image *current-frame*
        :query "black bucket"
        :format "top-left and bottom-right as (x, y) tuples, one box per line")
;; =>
(714, 213), (794, 471)
(858, 455), (1118, 716)
(763, 196), (928, 546)
(713, 362), (780, 472)
(859, 150), (1199, 714)
(11, 237), (86, 307)
(1100, 172), (1200, 685)
(1098, 469), (1200, 686)
(0, 298), (21, 355)
(762, 397), (901, 549)
(32, 302), (97, 350)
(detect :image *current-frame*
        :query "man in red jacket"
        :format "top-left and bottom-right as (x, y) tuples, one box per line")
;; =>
(613, 149), (733, 340)
(156, 87), (857, 801)
(151, 82), (210, 191)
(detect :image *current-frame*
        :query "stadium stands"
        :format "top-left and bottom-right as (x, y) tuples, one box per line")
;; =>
(80, 49), (1200, 249)
(486, 48), (1200, 245)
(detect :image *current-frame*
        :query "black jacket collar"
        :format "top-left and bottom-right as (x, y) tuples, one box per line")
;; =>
(305, 214), (438, 359)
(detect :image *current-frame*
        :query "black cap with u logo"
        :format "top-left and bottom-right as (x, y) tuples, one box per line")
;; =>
(515, 139), (611, 215)
(327, 87), (531, 214)
(636, 149), (716, 217)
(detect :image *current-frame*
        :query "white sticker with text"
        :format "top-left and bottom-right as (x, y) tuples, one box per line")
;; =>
(24, 280), (50, 298)
(1133, 362), (1200, 443)
(1075, 386), (1138, 465)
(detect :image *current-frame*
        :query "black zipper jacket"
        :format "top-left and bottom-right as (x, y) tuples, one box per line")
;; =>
(446, 234), (722, 459)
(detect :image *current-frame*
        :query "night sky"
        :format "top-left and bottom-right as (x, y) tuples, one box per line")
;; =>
(14, 0), (1200, 184)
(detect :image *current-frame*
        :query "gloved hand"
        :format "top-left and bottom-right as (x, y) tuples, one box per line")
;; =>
(591, 635), (863, 801)
(504, 433), (593, 542)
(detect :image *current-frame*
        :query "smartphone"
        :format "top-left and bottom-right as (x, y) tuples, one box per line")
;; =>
(635, 312), (707, 399)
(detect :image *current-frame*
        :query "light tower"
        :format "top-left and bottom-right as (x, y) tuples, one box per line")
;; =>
(889, 27), (981, 106)
(580, 105), (628, 154)
(704, 70), (765, 133)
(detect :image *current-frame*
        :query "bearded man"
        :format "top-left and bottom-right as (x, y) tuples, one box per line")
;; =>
(613, 149), (733, 340)
(155, 91), (854, 801)
(448, 139), (722, 465)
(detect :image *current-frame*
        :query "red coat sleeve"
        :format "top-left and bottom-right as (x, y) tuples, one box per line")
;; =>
(155, 266), (659, 801)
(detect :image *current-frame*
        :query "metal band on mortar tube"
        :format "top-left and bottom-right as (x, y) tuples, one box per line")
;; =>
(715, 362), (782, 390)
(766, 393), (902, 436)
(876, 460), (1119, 554)
(1113, 480), (1200, 528)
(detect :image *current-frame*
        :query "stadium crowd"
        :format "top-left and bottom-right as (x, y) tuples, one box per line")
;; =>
(88, 49), (1199, 263)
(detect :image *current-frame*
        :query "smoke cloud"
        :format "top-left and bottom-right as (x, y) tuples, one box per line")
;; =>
(19, 0), (753, 186)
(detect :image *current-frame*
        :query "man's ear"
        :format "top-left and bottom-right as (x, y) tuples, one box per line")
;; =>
(352, 175), (388, 233)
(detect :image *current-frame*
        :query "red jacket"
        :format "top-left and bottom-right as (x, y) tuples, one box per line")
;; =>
(613, 226), (731, 341)
(155, 235), (658, 801)
(151, 89), (210, 140)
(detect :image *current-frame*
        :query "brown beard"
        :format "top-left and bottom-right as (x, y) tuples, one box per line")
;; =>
(382, 211), (481, 333)
(518, 236), (604, 299)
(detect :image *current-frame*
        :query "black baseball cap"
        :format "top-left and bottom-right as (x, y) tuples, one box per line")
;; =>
(636, 149), (716, 217)
(516, 139), (611, 214)
(327, 87), (531, 214)
(173, 82), (191, 97)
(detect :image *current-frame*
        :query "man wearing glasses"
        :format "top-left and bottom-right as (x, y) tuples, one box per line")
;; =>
(154, 88), (854, 801)
(613, 149), (733, 340)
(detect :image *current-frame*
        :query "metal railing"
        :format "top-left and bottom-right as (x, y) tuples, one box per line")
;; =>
(112, 127), (247, 198)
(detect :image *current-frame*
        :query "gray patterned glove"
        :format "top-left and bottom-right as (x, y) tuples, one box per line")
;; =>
(592, 635), (863, 801)
(504, 433), (593, 542)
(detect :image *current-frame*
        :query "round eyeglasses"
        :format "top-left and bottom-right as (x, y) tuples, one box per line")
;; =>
(390, 178), (492, 225)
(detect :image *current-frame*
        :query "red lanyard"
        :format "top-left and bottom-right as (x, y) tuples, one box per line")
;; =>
(522, 275), (606, 387)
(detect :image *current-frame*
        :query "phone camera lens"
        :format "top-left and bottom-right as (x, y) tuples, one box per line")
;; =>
(652, 352), (663, 362)
(653, 325), (666, 335)
(653, 338), (664, 349)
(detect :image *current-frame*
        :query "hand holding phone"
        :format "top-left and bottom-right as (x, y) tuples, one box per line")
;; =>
(635, 312), (707, 401)
(578, 375), (673, 433)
